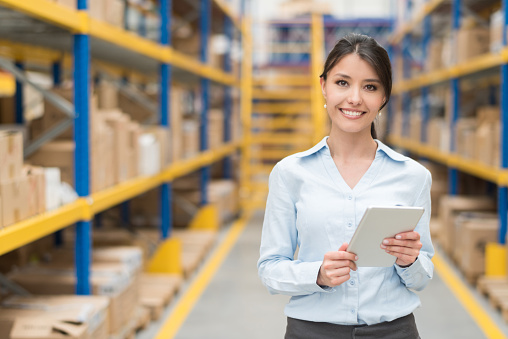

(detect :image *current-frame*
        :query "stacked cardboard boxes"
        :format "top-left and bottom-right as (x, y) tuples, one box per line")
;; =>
(0, 295), (110, 339)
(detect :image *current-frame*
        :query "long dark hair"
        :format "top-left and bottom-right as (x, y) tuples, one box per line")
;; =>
(320, 33), (392, 139)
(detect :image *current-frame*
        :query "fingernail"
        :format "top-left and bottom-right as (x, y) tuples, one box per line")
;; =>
(382, 240), (389, 245)
(395, 235), (401, 239)
(355, 256), (358, 261)
(380, 244), (386, 249)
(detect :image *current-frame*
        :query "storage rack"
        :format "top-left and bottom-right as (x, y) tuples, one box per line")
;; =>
(387, 0), (508, 270)
(0, 0), (248, 295)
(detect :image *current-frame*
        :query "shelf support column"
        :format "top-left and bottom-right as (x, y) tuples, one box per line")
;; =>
(160, 0), (172, 239)
(421, 15), (431, 144)
(499, 0), (508, 245)
(14, 61), (24, 124)
(223, 15), (233, 179)
(448, 0), (461, 195)
(74, 0), (91, 295)
(200, 0), (211, 206)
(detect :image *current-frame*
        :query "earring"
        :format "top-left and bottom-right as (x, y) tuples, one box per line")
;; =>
(324, 104), (327, 108)
(378, 111), (382, 117)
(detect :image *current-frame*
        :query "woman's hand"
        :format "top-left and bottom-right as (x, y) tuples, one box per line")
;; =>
(381, 231), (422, 267)
(317, 242), (358, 287)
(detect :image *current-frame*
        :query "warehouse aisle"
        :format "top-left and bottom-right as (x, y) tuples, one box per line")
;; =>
(167, 212), (508, 339)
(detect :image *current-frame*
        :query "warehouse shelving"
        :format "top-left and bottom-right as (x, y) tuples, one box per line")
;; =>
(0, 72), (15, 96)
(387, 0), (508, 270)
(0, 0), (247, 298)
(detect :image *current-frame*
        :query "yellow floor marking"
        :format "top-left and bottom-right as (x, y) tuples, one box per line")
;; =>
(433, 251), (508, 339)
(154, 211), (253, 339)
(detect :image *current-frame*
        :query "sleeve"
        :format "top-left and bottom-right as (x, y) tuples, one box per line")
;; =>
(257, 162), (332, 296)
(395, 169), (434, 291)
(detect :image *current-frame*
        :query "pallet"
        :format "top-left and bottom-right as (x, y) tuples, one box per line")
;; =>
(140, 273), (183, 321)
(476, 276), (508, 296)
(135, 305), (151, 332)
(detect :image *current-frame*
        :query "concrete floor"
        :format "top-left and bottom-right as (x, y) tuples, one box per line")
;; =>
(138, 211), (508, 339)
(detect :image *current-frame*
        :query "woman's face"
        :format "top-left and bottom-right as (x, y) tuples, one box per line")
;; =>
(320, 53), (386, 137)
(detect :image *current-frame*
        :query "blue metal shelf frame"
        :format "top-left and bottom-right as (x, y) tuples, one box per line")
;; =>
(421, 14), (431, 144)
(200, 0), (211, 206)
(499, 0), (508, 244)
(160, 0), (172, 239)
(15, 62), (24, 124)
(74, 0), (91, 295)
(53, 58), (64, 247)
(223, 15), (233, 179)
(448, 0), (460, 195)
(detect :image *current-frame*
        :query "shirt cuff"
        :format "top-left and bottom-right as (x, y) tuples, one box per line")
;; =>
(395, 256), (424, 285)
(300, 261), (336, 293)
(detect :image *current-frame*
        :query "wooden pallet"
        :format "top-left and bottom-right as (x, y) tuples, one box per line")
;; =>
(476, 276), (508, 296)
(140, 273), (184, 321)
(135, 305), (151, 332)
(476, 276), (508, 322)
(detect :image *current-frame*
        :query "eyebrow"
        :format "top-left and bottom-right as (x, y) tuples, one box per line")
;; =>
(332, 73), (382, 83)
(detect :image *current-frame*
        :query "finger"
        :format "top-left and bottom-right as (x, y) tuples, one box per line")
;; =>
(323, 266), (350, 280)
(326, 250), (358, 262)
(382, 239), (422, 250)
(384, 245), (419, 257)
(387, 251), (417, 264)
(338, 242), (349, 252)
(394, 231), (420, 241)
(329, 274), (351, 287)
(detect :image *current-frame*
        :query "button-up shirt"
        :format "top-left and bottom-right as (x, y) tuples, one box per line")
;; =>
(257, 137), (434, 325)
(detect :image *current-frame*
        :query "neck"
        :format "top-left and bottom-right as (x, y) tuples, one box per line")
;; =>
(326, 128), (377, 162)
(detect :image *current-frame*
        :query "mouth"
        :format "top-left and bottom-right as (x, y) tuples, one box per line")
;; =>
(340, 108), (366, 118)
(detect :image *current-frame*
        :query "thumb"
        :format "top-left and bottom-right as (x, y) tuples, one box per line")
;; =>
(338, 242), (349, 252)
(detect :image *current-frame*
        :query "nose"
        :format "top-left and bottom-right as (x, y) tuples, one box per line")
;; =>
(347, 86), (362, 105)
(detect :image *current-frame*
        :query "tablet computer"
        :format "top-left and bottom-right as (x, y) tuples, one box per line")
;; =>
(346, 206), (425, 267)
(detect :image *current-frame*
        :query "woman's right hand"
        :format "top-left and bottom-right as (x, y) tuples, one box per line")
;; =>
(317, 242), (358, 287)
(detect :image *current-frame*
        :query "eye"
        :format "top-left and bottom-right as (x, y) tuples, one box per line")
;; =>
(336, 80), (348, 87)
(365, 84), (377, 91)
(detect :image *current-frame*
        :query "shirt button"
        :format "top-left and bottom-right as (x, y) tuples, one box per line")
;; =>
(347, 222), (352, 227)
(348, 195), (352, 200)
(349, 280), (355, 286)
(350, 309), (355, 314)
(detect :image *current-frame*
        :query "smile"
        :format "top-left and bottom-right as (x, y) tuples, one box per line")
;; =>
(340, 109), (366, 117)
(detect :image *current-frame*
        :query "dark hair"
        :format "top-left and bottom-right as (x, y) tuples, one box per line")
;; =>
(320, 33), (392, 139)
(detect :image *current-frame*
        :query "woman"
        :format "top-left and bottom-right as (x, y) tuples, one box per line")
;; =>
(257, 33), (433, 339)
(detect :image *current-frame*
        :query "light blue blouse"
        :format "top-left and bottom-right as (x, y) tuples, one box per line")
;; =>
(257, 137), (434, 325)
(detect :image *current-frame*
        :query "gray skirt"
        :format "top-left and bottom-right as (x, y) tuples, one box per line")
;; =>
(285, 313), (420, 339)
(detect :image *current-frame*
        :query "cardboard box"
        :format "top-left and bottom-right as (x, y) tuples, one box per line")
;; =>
(54, 0), (77, 10)
(28, 141), (75, 186)
(91, 114), (115, 193)
(143, 126), (171, 169)
(209, 109), (224, 150)
(23, 166), (46, 217)
(104, 0), (124, 27)
(490, 10), (504, 53)
(102, 110), (131, 184)
(455, 118), (477, 159)
(426, 39), (444, 71)
(97, 81), (118, 110)
(0, 96), (15, 124)
(0, 295), (109, 339)
(8, 263), (139, 336)
(457, 26), (490, 64)
(456, 212), (498, 280)
(439, 195), (496, 254)
(0, 175), (30, 227)
(182, 118), (199, 159)
(0, 131), (23, 182)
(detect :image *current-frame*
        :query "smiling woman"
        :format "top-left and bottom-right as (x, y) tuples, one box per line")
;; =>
(257, 33), (433, 339)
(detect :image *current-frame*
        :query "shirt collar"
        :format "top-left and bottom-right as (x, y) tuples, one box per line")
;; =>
(295, 136), (408, 162)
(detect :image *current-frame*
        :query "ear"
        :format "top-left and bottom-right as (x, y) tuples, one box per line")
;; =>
(320, 77), (327, 99)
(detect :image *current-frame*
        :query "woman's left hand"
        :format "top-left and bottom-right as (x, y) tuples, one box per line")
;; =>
(381, 231), (422, 267)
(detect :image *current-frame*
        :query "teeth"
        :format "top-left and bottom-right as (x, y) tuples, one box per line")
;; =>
(342, 109), (364, 116)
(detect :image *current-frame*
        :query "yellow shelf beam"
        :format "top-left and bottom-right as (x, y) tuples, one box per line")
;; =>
(0, 200), (87, 256)
(389, 0), (446, 45)
(0, 142), (242, 255)
(0, 0), (84, 33)
(252, 102), (311, 114)
(387, 135), (508, 186)
(253, 89), (311, 100)
(393, 52), (505, 94)
(0, 72), (15, 96)
(0, 2), (240, 86)
(253, 75), (311, 87)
